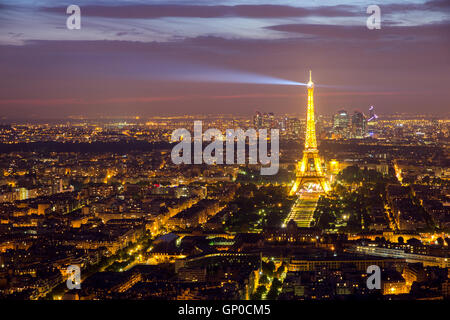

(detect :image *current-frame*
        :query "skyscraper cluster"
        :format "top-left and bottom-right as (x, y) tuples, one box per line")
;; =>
(253, 111), (275, 129)
(332, 109), (368, 139)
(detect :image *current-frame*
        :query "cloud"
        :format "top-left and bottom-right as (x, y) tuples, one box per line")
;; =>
(382, 0), (450, 12)
(42, 4), (359, 19)
(427, 0), (450, 9)
(265, 22), (450, 42)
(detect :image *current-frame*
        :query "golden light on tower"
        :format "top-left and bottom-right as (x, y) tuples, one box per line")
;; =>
(329, 159), (340, 175)
(305, 70), (317, 150)
(290, 71), (330, 195)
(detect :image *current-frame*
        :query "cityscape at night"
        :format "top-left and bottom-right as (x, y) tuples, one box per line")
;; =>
(0, 0), (449, 314)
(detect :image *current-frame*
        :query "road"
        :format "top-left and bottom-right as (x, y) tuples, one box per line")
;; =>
(285, 193), (320, 227)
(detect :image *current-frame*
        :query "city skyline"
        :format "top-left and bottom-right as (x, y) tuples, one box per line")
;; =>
(0, 76), (448, 302)
(0, 0), (449, 305)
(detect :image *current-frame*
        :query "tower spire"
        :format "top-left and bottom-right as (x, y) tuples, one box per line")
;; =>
(307, 70), (314, 88)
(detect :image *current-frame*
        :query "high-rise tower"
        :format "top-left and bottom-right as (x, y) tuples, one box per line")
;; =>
(290, 71), (330, 195)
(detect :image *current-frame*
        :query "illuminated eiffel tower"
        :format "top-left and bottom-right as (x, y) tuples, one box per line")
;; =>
(290, 71), (330, 196)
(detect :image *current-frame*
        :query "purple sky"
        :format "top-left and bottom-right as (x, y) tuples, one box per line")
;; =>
(0, 0), (449, 119)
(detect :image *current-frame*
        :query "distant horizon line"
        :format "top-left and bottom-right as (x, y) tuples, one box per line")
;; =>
(1, 112), (449, 123)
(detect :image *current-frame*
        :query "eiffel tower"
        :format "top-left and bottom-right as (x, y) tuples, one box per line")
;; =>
(290, 71), (330, 196)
